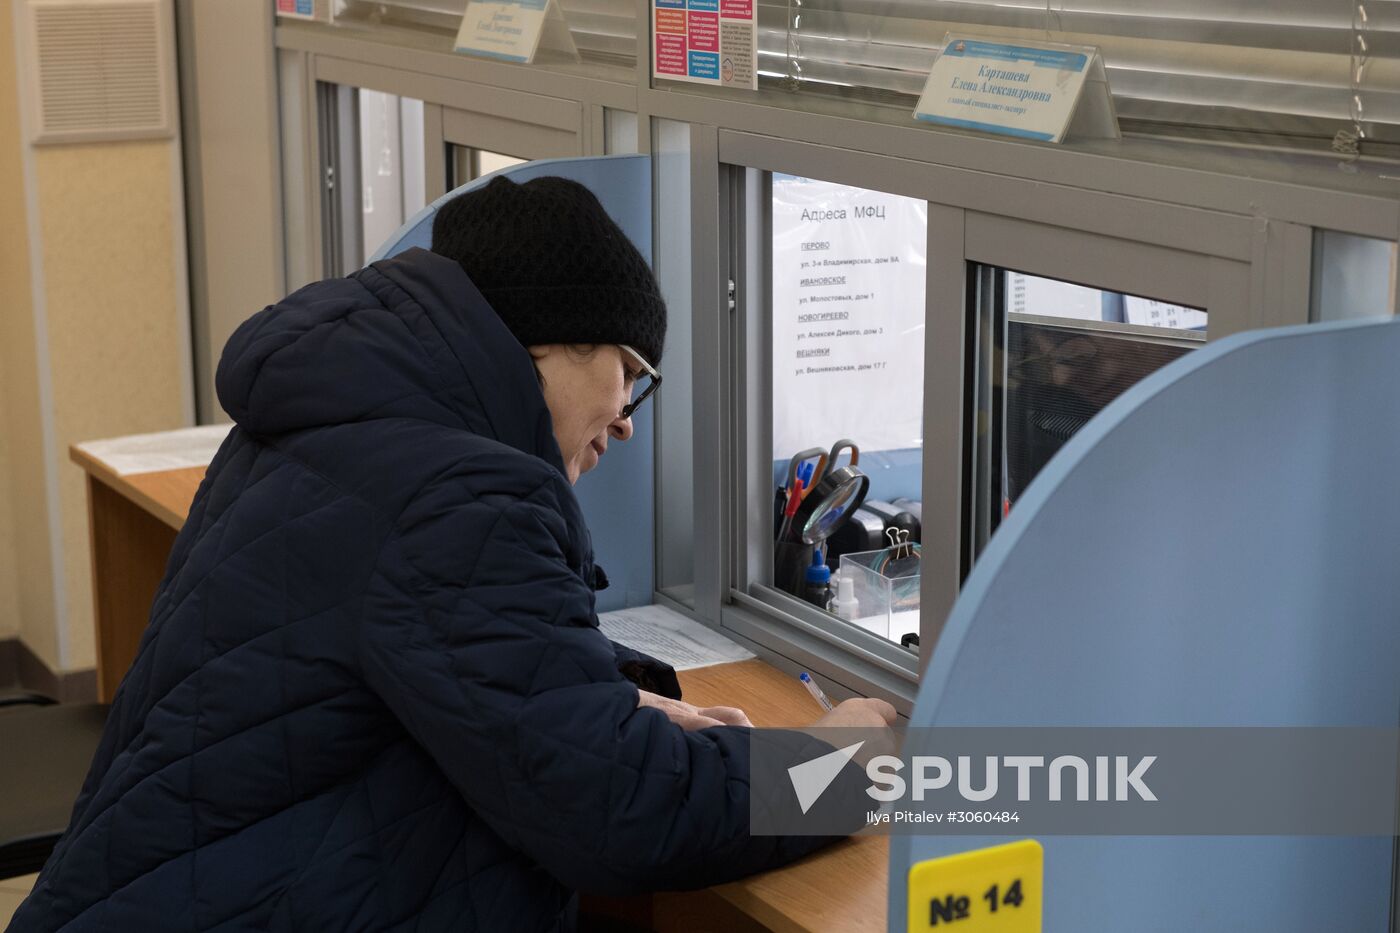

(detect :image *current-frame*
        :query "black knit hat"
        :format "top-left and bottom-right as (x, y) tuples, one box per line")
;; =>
(430, 175), (667, 366)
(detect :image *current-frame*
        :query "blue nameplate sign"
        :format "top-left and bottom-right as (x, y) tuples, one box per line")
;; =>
(915, 35), (1119, 144)
(456, 0), (578, 64)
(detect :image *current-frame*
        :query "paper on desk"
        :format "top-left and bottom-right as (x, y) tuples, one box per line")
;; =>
(77, 424), (233, 475)
(598, 604), (754, 671)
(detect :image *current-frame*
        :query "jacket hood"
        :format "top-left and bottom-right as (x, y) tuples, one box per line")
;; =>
(215, 247), (563, 472)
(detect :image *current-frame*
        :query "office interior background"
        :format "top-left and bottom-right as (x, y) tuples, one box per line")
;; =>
(4, 0), (1398, 699)
(0, 0), (1398, 924)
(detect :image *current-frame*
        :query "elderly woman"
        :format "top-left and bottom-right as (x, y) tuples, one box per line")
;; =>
(9, 176), (894, 933)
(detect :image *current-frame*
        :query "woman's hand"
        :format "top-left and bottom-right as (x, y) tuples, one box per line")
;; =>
(809, 697), (897, 730)
(806, 698), (900, 767)
(637, 690), (754, 730)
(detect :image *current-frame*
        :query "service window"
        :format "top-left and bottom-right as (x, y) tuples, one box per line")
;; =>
(965, 269), (1207, 560)
(359, 90), (428, 265)
(768, 175), (928, 649)
(709, 133), (1301, 702)
(318, 85), (429, 276)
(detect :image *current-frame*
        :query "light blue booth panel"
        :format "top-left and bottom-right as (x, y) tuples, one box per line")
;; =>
(371, 155), (655, 611)
(892, 317), (1400, 931)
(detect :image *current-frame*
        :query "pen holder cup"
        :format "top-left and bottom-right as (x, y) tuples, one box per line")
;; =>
(837, 549), (921, 639)
(774, 540), (816, 600)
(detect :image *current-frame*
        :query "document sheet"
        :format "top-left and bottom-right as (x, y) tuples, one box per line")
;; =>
(598, 604), (755, 670)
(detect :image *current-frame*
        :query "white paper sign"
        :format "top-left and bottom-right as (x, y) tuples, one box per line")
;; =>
(771, 176), (927, 460)
(456, 0), (578, 64)
(915, 35), (1118, 144)
(651, 0), (756, 89)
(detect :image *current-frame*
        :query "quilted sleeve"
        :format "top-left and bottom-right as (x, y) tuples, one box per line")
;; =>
(358, 483), (853, 894)
(608, 638), (683, 700)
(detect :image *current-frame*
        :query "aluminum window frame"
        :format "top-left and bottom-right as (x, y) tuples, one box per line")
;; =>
(702, 131), (1311, 708)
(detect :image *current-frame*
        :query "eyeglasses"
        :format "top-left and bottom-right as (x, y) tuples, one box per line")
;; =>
(618, 345), (662, 419)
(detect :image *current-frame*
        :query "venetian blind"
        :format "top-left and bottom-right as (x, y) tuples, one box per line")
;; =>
(759, 0), (1400, 143)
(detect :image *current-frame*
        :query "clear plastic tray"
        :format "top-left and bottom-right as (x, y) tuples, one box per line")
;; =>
(836, 548), (920, 639)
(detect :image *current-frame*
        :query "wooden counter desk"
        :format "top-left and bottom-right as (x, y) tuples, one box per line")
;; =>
(70, 435), (887, 933)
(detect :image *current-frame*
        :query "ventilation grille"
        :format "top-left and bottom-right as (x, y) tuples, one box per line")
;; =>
(26, 0), (173, 144)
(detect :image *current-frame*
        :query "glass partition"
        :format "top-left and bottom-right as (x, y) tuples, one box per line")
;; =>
(767, 173), (927, 648)
(359, 90), (427, 265)
(968, 268), (1206, 560)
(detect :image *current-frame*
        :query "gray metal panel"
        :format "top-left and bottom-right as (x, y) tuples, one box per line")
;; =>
(278, 48), (322, 291)
(919, 203), (966, 668)
(689, 123), (724, 625)
(178, 0), (285, 423)
(276, 20), (636, 110)
(441, 106), (582, 160)
(738, 168), (770, 594)
(645, 87), (1400, 240)
(327, 84), (363, 276)
(585, 104), (605, 156)
(965, 212), (1233, 312)
(650, 119), (696, 599)
(1205, 254), (1256, 340)
(717, 130), (1257, 262)
(1254, 218), (1314, 330)
(421, 103), (446, 201)
(315, 56), (584, 138)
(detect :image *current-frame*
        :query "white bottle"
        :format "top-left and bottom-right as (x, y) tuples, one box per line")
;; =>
(829, 570), (860, 621)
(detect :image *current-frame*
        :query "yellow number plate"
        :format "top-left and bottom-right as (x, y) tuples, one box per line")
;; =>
(907, 839), (1042, 932)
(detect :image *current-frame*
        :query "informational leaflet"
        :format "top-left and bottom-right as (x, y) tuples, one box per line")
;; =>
(915, 36), (1115, 144)
(275, 0), (332, 20)
(651, 0), (755, 90)
(597, 604), (755, 671)
(771, 176), (927, 460)
(1123, 296), (1208, 330)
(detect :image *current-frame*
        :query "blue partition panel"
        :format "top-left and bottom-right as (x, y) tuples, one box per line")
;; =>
(371, 155), (655, 611)
(892, 317), (1400, 931)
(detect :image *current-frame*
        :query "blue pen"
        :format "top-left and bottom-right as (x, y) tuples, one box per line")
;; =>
(799, 672), (834, 711)
(798, 460), (815, 490)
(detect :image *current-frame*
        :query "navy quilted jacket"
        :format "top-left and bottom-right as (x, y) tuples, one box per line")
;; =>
(10, 248), (843, 932)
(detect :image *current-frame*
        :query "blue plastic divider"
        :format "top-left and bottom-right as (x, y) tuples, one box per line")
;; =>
(891, 316), (1400, 931)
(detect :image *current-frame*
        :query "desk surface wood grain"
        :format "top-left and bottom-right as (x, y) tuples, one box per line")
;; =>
(70, 445), (205, 531)
(70, 446), (888, 933)
(679, 661), (888, 933)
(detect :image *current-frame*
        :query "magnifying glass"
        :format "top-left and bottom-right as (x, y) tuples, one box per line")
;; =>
(791, 439), (869, 546)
